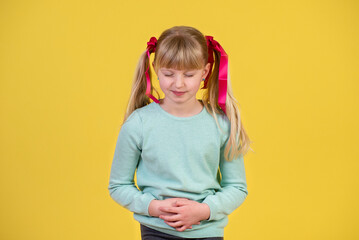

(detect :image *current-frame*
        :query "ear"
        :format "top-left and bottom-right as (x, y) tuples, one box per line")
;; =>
(202, 63), (211, 79)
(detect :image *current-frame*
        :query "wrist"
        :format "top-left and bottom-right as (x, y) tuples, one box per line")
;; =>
(200, 203), (211, 220)
(148, 200), (160, 217)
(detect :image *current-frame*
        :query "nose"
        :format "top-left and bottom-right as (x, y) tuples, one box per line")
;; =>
(174, 75), (185, 88)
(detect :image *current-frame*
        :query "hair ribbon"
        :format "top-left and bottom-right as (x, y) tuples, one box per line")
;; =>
(145, 37), (160, 103)
(203, 36), (228, 114)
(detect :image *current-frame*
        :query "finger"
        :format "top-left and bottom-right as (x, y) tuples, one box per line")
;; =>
(159, 214), (181, 222)
(159, 206), (181, 214)
(176, 225), (188, 232)
(171, 199), (189, 206)
(174, 201), (189, 207)
(164, 220), (184, 228)
(171, 197), (189, 201)
(159, 212), (176, 217)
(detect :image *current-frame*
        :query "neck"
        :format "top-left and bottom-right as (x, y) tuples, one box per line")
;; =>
(159, 98), (203, 117)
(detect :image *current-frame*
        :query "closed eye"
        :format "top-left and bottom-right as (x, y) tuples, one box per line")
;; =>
(163, 74), (193, 77)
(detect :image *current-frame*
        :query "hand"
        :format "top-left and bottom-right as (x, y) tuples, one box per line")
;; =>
(158, 199), (210, 232)
(148, 198), (189, 217)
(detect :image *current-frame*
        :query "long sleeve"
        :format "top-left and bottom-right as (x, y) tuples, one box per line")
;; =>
(108, 111), (156, 216)
(202, 123), (249, 221)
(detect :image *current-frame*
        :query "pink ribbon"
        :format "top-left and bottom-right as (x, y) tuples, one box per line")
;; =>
(203, 36), (228, 114)
(145, 37), (160, 103)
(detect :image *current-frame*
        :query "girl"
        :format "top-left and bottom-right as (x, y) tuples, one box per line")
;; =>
(108, 26), (252, 240)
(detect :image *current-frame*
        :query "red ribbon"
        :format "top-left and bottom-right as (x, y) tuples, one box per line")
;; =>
(145, 37), (159, 103)
(203, 36), (228, 114)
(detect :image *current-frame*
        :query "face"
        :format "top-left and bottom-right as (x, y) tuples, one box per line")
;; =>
(156, 63), (211, 105)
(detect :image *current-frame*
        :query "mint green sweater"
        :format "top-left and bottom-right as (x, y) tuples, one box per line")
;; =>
(108, 101), (248, 238)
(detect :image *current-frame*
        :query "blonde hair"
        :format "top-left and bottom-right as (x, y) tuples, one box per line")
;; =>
(123, 26), (252, 161)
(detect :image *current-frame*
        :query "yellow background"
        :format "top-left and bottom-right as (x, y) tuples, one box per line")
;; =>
(1, 0), (358, 239)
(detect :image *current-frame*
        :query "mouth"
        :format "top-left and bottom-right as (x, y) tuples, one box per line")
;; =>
(172, 91), (186, 96)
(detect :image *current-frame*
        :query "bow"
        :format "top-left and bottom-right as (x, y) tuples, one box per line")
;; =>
(145, 37), (160, 103)
(203, 36), (228, 114)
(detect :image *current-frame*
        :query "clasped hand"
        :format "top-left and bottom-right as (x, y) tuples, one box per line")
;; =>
(148, 198), (210, 232)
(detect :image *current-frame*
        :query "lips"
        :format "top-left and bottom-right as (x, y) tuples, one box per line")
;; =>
(172, 91), (186, 96)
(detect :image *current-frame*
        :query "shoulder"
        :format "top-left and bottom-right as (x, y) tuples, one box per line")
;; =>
(123, 110), (141, 127)
(202, 103), (230, 141)
(119, 106), (152, 147)
(212, 112), (230, 147)
(132, 102), (159, 121)
(202, 102), (230, 130)
(124, 102), (157, 123)
(210, 109), (230, 133)
(217, 112), (230, 129)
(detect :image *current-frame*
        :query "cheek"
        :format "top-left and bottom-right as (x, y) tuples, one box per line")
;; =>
(158, 79), (171, 90)
(190, 79), (202, 90)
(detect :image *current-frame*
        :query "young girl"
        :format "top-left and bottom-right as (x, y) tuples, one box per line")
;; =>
(108, 26), (252, 240)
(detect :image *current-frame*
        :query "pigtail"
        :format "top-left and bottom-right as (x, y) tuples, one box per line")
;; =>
(122, 50), (160, 125)
(224, 72), (253, 160)
(202, 48), (253, 161)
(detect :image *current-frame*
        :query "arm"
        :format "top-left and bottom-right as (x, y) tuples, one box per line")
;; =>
(159, 148), (248, 228)
(202, 140), (249, 221)
(158, 152), (247, 230)
(108, 111), (156, 216)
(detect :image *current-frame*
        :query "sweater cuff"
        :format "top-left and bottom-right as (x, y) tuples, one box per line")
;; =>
(202, 197), (218, 221)
(143, 192), (157, 216)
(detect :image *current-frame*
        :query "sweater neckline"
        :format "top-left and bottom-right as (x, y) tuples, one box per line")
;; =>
(154, 99), (206, 121)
